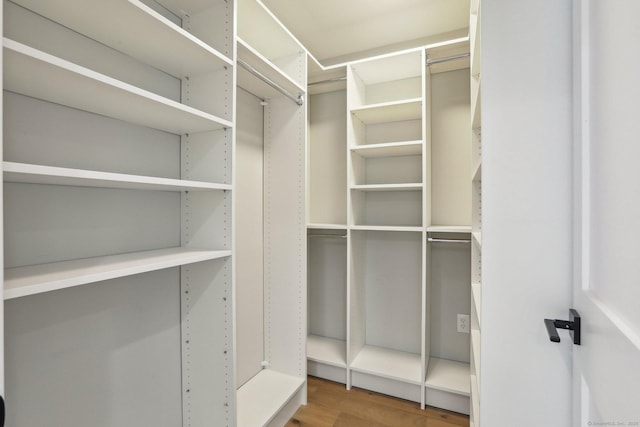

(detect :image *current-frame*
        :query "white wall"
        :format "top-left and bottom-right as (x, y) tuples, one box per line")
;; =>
(482, 1), (574, 426)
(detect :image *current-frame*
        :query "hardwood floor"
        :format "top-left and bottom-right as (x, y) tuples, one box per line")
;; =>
(286, 376), (470, 427)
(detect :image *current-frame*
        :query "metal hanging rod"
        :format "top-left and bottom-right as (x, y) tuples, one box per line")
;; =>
(428, 237), (471, 244)
(308, 76), (347, 87)
(426, 53), (470, 66)
(237, 59), (304, 106)
(308, 234), (347, 239)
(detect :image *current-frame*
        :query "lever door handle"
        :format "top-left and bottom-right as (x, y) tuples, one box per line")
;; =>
(544, 308), (581, 345)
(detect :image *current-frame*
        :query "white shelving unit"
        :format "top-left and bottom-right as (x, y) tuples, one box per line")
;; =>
(235, 0), (308, 424)
(469, 0), (483, 425)
(2, 0), (235, 425)
(307, 38), (472, 415)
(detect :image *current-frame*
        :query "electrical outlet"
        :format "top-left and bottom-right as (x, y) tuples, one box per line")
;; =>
(457, 314), (470, 333)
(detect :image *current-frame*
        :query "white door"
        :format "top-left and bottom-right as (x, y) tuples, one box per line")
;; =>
(573, 0), (640, 424)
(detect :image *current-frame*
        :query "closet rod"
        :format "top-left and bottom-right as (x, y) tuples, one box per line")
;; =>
(426, 53), (470, 66)
(427, 237), (471, 243)
(308, 77), (347, 87)
(308, 234), (347, 238)
(237, 59), (304, 106)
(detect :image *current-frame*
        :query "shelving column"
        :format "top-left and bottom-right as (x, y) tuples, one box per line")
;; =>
(470, 0), (483, 425)
(236, 0), (308, 424)
(2, 0), (236, 425)
(346, 50), (426, 407)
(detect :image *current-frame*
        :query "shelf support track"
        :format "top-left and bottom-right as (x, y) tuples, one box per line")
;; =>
(237, 59), (304, 106)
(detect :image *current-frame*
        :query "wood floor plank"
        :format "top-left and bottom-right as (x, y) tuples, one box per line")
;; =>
(333, 413), (389, 427)
(287, 376), (469, 427)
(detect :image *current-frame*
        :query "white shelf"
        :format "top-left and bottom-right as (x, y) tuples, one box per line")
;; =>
(237, 369), (305, 427)
(237, 38), (305, 100)
(351, 183), (423, 192)
(3, 38), (232, 135)
(10, 0), (232, 77)
(350, 345), (422, 385)
(307, 223), (348, 230)
(427, 225), (472, 233)
(351, 141), (423, 158)
(351, 98), (422, 124)
(472, 84), (482, 131)
(472, 231), (483, 247)
(471, 329), (481, 383)
(472, 282), (482, 326)
(471, 374), (480, 423)
(3, 162), (231, 192)
(350, 225), (423, 233)
(424, 357), (471, 396)
(4, 247), (231, 300)
(472, 160), (482, 182)
(471, 12), (481, 79)
(307, 335), (347, 368)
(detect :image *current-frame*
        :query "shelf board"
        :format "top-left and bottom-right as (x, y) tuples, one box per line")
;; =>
(425, 357), (471, 396)
(4, 247), (231, 300)
(471, 329), (481, 384)
(471, 374), (480, 423)
(3, 162), (231, 192)
(471, 83), (482, 130)
(351, 98), (422, 124)
(10, 0), (232, 78)
(351, 183), (423, 192)
(472, 231), (483, 247)
(307, 223), (348, 230)
(307, 335), (347, 368)
(472, 160), (482, 182)
(3, 38), (232, 135)
(426, 225), (472, 233)
(471, 12), (481, 79)
(350, 141), (423, 158)
(350, 225), (423, 233)
(472, 282), (482, 327)
(237, 38), (305, 101)
(350, 345), (422, 385)
(237, 369), (305, 427)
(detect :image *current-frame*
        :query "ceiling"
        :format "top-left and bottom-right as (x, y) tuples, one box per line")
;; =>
(260, 0), (470, 68)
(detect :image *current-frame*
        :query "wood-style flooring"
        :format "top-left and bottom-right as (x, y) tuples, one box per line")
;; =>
(286, 376), (470, 427)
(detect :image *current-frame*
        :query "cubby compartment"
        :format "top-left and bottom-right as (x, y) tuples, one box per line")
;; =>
(349, 230), (423, 401)
(348, 51), (423, 107)
(307, 228), (348, 383)
(350, 153), (422, 186)
(308, 89), (347, 227)
(425, 233), (471, 414)
(350, 188), (423, 228)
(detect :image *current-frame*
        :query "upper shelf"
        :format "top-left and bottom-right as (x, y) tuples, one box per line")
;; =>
(427, 225), (472, 233)
(351, 141), (423, 158)
(3, 162), (231, 192)
(237, 0), (305, 89)
(237, 38), (305, 101)
(351, 98), (422, 124)
(351, 183), (423, 192)
(9, 0), (232, 78)
(4, 247), (232, 300)
(4, 38), (232, 134)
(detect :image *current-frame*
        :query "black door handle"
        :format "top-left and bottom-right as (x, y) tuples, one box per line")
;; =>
(544, 308), (581, 345)
(1, 394), (4, 426)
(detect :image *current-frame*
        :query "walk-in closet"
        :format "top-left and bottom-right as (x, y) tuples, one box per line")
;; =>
(3, 0), (628, 426)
